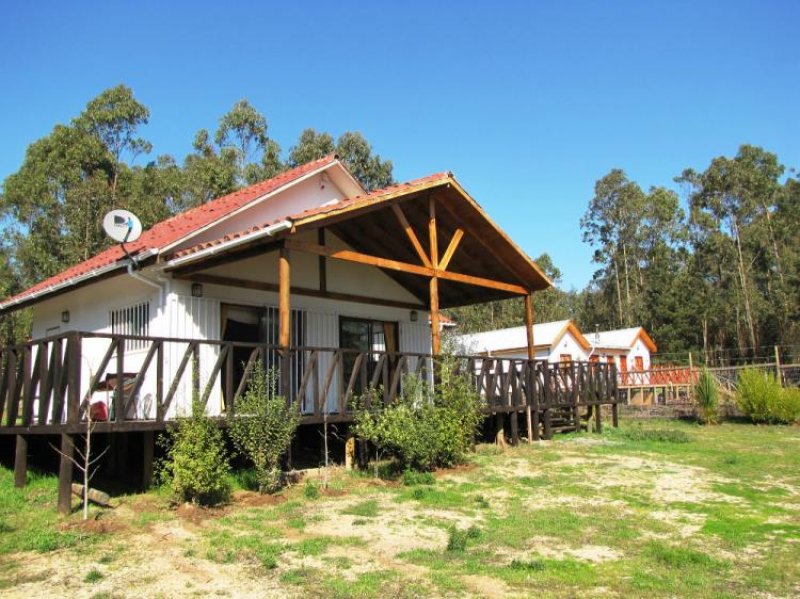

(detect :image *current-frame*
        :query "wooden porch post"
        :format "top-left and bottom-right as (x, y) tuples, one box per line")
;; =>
(57, 433), (74, 515)
(428, 198), (441, 356)
(524, 294), (536, 443)
(14, 434), (27, 488)
(279, 247), (292, 399)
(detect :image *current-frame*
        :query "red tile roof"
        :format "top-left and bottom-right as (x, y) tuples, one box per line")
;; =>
(171, 171), (451, 260)
(1, 154), (339, 309)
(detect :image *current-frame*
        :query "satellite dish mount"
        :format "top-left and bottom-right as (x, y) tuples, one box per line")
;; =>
(102, 209), (143, 266)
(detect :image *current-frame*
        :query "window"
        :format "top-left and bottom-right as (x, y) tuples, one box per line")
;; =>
(340, 317), (399, 396)
(110, 301), (150, 350)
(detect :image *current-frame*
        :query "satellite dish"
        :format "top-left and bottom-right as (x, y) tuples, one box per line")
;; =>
(102, 209), (142, 243)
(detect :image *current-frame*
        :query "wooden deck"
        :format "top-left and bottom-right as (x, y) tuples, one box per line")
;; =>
(1, 332), (620, 513)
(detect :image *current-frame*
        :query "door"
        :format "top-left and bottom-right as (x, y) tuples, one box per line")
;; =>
(221, 304), (266, 408)
(620, 355), (628, 385)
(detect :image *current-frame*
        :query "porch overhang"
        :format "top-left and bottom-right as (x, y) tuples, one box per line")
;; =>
(165, 174), (552, 310)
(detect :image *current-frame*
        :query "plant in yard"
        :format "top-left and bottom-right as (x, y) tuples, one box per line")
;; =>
(228, 361), (301, 493)
(736, 367), (799, 424)
(695, 369), (719, 424)
(353, 357), (483, 472)
(160, 399), (231, 506)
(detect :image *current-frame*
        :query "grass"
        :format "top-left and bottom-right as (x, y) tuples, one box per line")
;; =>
(1, 420), (799, 597)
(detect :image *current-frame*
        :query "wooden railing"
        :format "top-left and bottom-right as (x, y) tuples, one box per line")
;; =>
(0, 332), (620, 437)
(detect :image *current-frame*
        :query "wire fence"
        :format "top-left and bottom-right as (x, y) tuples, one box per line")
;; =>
(650, 344), (800, 369)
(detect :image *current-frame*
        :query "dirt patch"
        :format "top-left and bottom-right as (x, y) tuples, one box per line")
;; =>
(319, 487), (347, 497)
(233, 490), (288, 508)
(176, 502), (226, 524)
(435, 462), (476, 479)
(462, 574), (513, 598)
(60, 517), (126, 535)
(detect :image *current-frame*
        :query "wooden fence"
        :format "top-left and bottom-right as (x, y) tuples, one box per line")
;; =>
(0, 332), (620, 439)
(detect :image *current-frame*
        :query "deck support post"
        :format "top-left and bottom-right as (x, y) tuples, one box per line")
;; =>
(524, 295), (535, 443)
(344, 436), (355, 470)
(57, 433), (74, 515)
(142, 431), (154, 488)
(495, 413), (506, 448)
(594, 402), (603, 433)
(14, 434), (28, 488)
(509, 411), (519, 446)
(612, 402), (619, 428)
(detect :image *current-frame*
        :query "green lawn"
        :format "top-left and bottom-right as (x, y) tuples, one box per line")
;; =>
(1, 420), (799, 598)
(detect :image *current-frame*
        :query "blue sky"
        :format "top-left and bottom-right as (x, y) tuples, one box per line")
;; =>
(1, 1), (797, 290)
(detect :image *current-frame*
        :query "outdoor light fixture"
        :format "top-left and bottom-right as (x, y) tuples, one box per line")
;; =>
(410, 310), (418, 322)
(61, 310), (70, 323)
(191, 283), (203, 298)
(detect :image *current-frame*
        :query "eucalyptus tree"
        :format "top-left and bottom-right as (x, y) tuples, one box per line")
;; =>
(679, 145), (787, 352)
(289, 128), (393, 191)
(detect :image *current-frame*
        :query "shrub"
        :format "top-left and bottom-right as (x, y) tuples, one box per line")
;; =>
(303, 481), (320, 500)
(736, 368), (799, 424)
(353, 359), (483, 472)
(402, 469), (435, 486)
(695, 369), (719, 424)
(228, 361), (301, 493)
(446, 525), (481, 552)
(160, 401), (231, 506)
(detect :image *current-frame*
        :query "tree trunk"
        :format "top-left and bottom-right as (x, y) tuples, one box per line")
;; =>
(613, 259), (624, 326)
(731, 218), (757, 350)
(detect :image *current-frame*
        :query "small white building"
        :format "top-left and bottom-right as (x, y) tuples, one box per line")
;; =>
(587, 327), (658, 383)
(455, 320), (591, 364)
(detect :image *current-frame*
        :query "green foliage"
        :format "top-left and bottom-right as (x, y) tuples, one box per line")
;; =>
(736, 368), (800, 424)
(161, 401), (231, 506)
(83, 568), (104, 583)
(303, 482), (320, 500)
(227, 361), (301, 493)
(446, 525), (481, 552)
(402, 469), (435, 486)
(695, 369), (719, 424)
(613, 426), (690, 443)
(353, 361), (483, 472)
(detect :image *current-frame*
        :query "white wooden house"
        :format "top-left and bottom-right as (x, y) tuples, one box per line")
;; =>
(0, 155), (552, 424)
(586, 327), (657, 385)
(455, 320), (591, 363)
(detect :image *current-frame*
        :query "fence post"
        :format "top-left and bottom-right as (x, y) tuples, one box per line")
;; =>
(688, 352), (694, 403)
(774, 345), (782, 385)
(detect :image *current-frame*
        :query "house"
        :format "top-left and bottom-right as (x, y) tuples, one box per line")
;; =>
(454, 320), (590, 364)
(0, 155), (626, 508)
(586, 327), (657, 383)
(0, 154), (554, 425)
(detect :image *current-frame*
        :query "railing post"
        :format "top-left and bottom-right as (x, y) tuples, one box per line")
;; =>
(115, 337), (125, 421)
(66, 333), (82, 424)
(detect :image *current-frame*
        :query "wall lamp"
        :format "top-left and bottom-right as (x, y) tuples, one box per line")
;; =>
(191, 283), (204, 298)
(61, 310), (70, 323)
(410, 310), (418, 322)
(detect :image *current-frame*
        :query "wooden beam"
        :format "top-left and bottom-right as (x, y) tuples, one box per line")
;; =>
(284, 239), (432, 277)
(57, 433), (73, 515)
(283, 239), (529, 295)
(439, 228), (464, 272)
(524, 294), (535, 360)
(14, 434), (27, 488)
(430, 276), (441, 355)
(392, 204), (432, 268)
(278, 248), (291, 349)
(179, 273), (425, 311)
(437, 270), (529, 295)
(429, 197), (439, 268)
(318, 228), (327, 292)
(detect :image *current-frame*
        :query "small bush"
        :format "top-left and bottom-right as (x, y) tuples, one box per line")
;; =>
(509, 559), (546, 571)
(695, 369), (719, 424)
(353, 359), (483, 472)
(303, 482), (320, 500)
(228, 362), (301, 493)
(161, 401), (231, 506)
(402, 469), (435, 486)
(446, 525), (481, 552)
(83, 568), (104, 583)
(736, 368), (800, 424)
